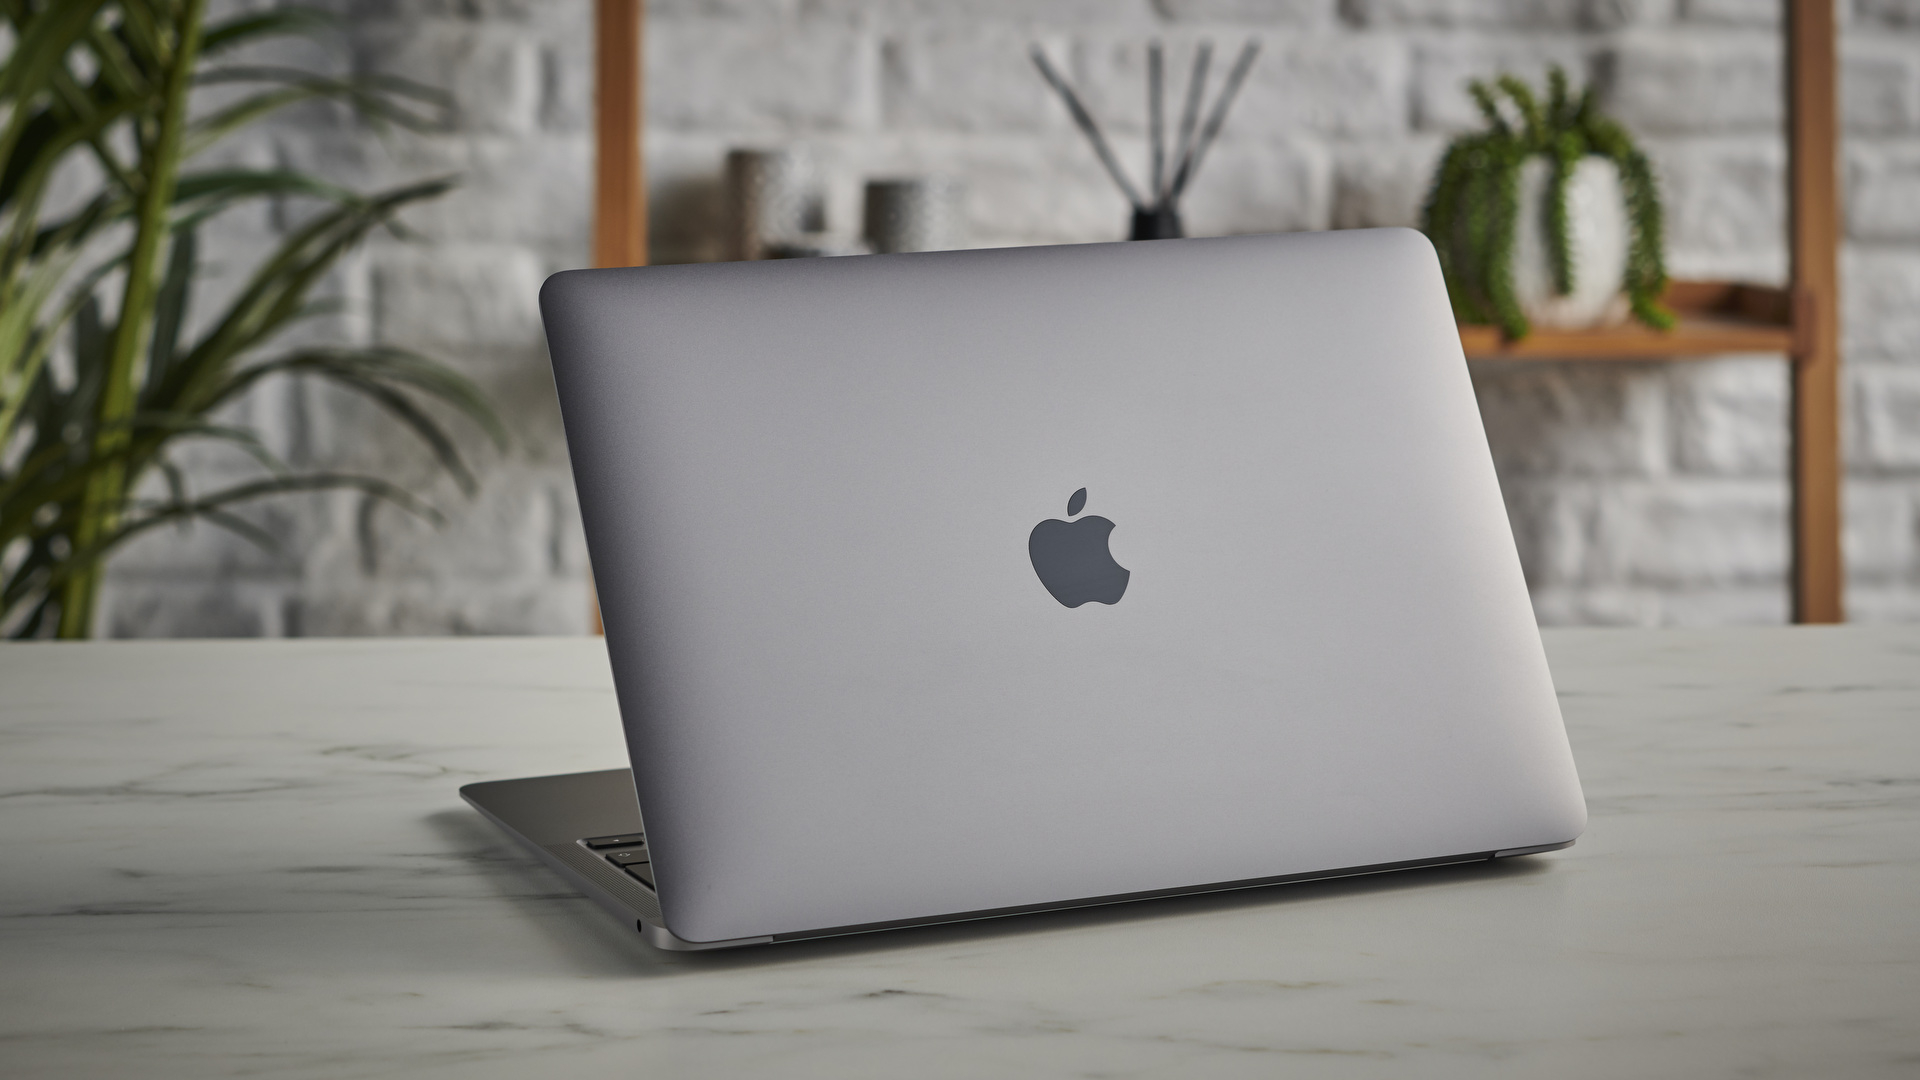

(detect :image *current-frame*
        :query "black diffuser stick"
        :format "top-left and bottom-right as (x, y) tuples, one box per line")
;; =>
(1148, 41), (1165, 202)
(1171, 39), (1260, 200)
(1031, 46), (1146, 211)
(1165, 42), (1212, 203)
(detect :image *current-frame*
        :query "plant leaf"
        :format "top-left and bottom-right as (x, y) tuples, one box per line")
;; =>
(0, 0), (114, 169)
(199, 6), (338, 56)
(145, 228), (195, 391)
(0, 2), (483, 637)
(220, 346), (508, 449)
(156, 176), (458, 414)
(188, 66), (453, 150)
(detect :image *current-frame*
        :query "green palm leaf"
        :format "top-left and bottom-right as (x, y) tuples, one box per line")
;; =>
(0, 0), (494, 638)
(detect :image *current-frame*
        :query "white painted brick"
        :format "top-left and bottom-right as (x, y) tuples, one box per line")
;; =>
(1500, 479), (1791, 599)
(942, 134), (1145, 243)
(647, 20), (878, 131)
(1668, 356), (1788, 476)
(1844, 479), (1918, 582)
(1154, 0), (1329, 23)
(1344, 0), (1637, 29)
(1176, 136), (1332, 233)
(1526, 585), (1664, 626)
(403, 341), (564, 454)
(195, 55), (355, 154)
(806, 0), (1153, 23)
(523, 0), (591, 37)
(291, 351), (563, 492)
(327, 133), (595, 251)
(106, 483), (322, 579)
(185, 226), (297, 347)
(1411, 40), (1597, 132)
(1847, 585), (1920, 622)
(1856, 0), (1920, 28)
(334, 0), (546, 18)
(539, 34), (594, 134)
(352, 467), (573, 579)
(1331, 137), (1443, 228)
(252, 369), (331, 469)
(1236, 37), (1410, 136)
(368, 242), (546, 351)
(1063, 35), (1202, 136)
(1850, 362), (1920, 470)
(1663, 249), (1789, 288)
(1074, 35), (1407, 138)
(1604, 36), (1781, 134)
(311, 478), (535, 584)
(1647, 136), (1786, 259)
(882, 26), (1071, 133)
(649, 0), (802, 18)
(357, 20), (543, 135)
(284, 580), (590, 636)
(208, 0), (350, 80)
(287, 488), (379, 585)
(1652, 586), (1791, 624)
(1847, 142), (1920, 241)
(1501, 473), (1793, 607)
(268, 127), (380, 195)
(1533, 583), (1789, 627)
(1610, 481), (1790, 586)
(103, 581), (279, 638)
(1843, 247), (1920, 358)
(36, 142), (110, 223)
(1841, 41), (1920, 134)
(1470, 362), (1671, 477)
(1677, 0), (1777, 24)
(1497, 480), (1596, 588)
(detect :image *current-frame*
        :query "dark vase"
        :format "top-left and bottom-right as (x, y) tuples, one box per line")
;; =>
(1129, 204), (1184, 240)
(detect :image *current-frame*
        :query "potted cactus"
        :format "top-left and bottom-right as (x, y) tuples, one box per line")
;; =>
(1421, 67), (1673, 340)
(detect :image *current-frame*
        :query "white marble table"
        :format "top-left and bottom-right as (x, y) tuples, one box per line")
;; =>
(2, 628), (1916, 1079)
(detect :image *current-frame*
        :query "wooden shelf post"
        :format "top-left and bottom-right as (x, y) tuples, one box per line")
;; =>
(1787, 0), (1844, 623)
(590, 0), (645, 633)
(594, 0), (646, 270)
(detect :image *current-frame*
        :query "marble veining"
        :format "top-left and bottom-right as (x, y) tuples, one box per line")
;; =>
(2, 629), (1918, 1078)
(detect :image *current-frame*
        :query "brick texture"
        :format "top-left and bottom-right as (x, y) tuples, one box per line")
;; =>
(96, 0), (1920, 635)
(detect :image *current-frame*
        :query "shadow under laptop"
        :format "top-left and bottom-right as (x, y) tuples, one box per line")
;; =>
(430, 807), (1555, 975)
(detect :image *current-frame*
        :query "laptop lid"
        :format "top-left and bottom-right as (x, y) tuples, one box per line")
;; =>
(540, 228), (1585, 944)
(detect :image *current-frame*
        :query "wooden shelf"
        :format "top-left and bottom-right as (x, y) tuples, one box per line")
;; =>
(1451, 1), (1845, 623)
(588, 0), (1842, 624)
(1460, 280), (1797, 360)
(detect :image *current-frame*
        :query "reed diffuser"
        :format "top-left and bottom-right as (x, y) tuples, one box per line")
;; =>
(1032, 41), (1261, 241)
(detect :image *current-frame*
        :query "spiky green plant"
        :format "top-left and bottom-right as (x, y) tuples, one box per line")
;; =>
(1420, 66), (1674, 340)
(0, 0), (507, 638)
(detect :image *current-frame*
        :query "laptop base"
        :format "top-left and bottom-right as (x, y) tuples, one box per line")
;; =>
(462, 769), (1572, 952)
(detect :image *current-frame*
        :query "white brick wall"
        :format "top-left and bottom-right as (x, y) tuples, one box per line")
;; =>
(96, 0), (1920, 634)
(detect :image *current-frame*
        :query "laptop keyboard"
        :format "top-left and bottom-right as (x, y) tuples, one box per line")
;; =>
(584, 833), (654, 888)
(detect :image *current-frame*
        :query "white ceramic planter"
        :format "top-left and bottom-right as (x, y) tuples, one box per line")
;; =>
(1510, 155), (1631, 329)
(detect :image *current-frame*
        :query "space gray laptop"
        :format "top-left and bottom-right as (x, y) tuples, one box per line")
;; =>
(461, 228), (1587, 951)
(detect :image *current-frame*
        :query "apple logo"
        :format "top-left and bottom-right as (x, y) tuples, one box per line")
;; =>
(1028, 487), (1130, 608)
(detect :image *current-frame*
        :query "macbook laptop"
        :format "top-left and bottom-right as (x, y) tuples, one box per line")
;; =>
(461, 228), (1586, 951)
